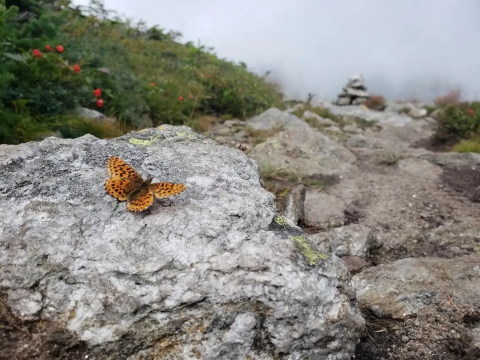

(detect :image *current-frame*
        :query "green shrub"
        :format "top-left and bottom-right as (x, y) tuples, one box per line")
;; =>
(423, 105), (437, 115)
(0, 0), (283, 144)
(433, 102), (480, 144)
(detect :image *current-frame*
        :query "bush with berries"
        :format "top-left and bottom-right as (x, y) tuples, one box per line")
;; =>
(0, 0), (283, 144)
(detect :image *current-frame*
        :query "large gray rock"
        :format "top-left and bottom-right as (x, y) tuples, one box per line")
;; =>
(0, 126), (364, 359)
(353, 254), (480, 319)
(247, 107), (310, 131)
(249, 128), (357, 176)
(353, 255), (480, 359)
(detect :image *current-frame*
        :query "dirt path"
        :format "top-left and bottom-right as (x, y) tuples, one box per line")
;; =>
(328, 123), (480, 264)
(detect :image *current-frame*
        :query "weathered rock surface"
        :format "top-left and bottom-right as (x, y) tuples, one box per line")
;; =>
(304, 190), (346, 228)
(76, 106), (116, 123)
(0, 126), (364, 359)
(76, 107), (104, 119)
(205, 119), (250, 148)
(397, 157), (443, 180)
(317, 101), (414, 127)
(249, 128), (357, 176)
(353, 254), (480, 319)
(309, 224), (379, 259)
(239, 102), (480, 360)
(385, 102), (428, 118)
(247, 107), (310, 131)
(420, 151), (480, 167)
(353, 254), (480, 359)
(344, 119), (435, 158)
(282, 184), (306, 224)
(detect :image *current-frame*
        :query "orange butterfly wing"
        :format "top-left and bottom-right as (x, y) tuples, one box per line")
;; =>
(105, 156), (143, 201)
(126, 187), (154, 212)
(149, 182), (186, 199)
(105, 177), (141, 201)
(107, 156), (142, 181)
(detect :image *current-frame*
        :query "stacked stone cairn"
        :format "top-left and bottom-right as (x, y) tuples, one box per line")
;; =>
(334, 74), (370, 106)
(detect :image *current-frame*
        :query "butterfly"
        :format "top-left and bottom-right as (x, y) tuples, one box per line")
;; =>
(104, 156), (186, 212)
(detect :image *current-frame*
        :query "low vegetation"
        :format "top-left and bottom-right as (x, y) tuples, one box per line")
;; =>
(292, 104), (340, 124)
(363, 95), (386, 111)
(0, 0), (283, 144)
(452, 139), (480, 153)
(244, 124), (284, 146)
(431, 97), (480, 148)
(4, 0), (480, 157)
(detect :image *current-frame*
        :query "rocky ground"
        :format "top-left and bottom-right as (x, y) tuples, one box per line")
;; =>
(1, 101), (479, 360)
(204, 102), (480, 360)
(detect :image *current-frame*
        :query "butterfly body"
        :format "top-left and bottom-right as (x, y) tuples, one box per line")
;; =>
(104, 156), (186, 212)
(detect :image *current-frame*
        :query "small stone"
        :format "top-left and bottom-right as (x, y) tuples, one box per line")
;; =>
(341, 255), (369, 274)
(282, 184), (306, 225)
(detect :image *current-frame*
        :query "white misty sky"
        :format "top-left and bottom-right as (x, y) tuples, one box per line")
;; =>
(72, 0), (480, 102)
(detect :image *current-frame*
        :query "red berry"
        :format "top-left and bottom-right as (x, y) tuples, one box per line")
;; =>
(32, 49), (42, 59)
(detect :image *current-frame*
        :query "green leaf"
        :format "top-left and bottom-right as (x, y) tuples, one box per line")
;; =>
(2, 52), (27, 64)
(104, 89), (114, 98)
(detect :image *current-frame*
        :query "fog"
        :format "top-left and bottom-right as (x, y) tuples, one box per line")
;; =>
(72, 0), (480, 102)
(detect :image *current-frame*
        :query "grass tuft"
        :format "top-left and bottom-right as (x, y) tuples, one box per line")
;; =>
(452, 139), (480, 153)
(245, 124), (284, 146)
